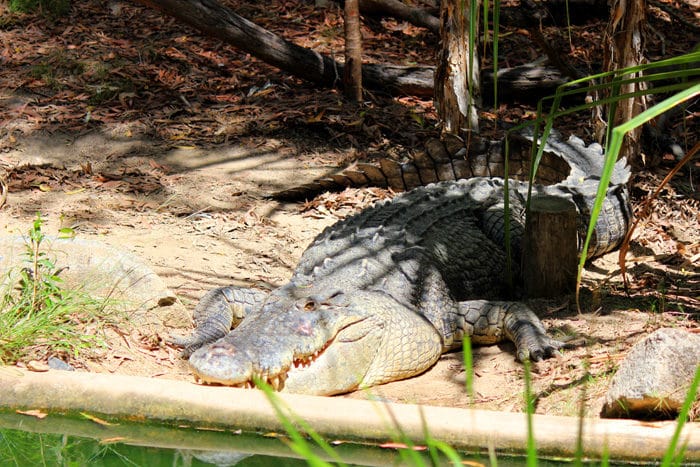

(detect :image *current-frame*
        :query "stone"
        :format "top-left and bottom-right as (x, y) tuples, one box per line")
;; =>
(0, 236), (188, 328)
(601, 328), (700, 420)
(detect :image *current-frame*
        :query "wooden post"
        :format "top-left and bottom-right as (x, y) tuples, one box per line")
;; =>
(522, 195), (578, 298)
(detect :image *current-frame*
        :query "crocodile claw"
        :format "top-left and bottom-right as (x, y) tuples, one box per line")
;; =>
(517, 335), (565, 362)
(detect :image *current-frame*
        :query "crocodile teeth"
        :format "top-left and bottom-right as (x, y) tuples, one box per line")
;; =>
(294, 356), (312, 368)
(292, 339), (333, 369)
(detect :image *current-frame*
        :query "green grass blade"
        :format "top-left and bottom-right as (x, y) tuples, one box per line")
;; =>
(488, 442), (499, 467)
(426, 438), (463, 466)
(577, 83), (700, 291)
(523, 360), (537, 467)
(551, 50), (699, 92)
(256, 378), (341, 467)
(564, 0), (572, 50)
(463, 335), (474, 405)
(660, 364), (700, 467)
(601, 439), (610, 466)
(492, 0), (500, 110)
(482, 0), (489, 53)
(503, 135), (512, 287)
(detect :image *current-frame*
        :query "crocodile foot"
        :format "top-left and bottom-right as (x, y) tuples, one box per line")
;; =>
(499, 302), (566, 362)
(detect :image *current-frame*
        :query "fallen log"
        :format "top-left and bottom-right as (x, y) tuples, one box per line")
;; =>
(359, 0), (440, 33)
(135, 0), (570, 99)
(351, 0), (610, 34)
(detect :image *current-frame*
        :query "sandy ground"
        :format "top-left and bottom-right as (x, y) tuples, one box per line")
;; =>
(0, 129), (696, 418)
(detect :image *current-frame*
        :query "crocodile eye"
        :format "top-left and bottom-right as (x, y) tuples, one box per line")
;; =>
(302, 299), (317, 312)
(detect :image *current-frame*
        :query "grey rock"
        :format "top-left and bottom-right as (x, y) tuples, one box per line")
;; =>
(0, 236), (188, 328)
(601, 327), (700, 420)
(47, 356), (74, 371)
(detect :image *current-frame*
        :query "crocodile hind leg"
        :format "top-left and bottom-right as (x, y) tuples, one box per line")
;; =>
(170, 286), (268, 357)
(455, 300), (564, 362)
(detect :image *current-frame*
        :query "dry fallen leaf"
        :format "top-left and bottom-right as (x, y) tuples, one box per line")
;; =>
(16, 409), (48, 419)
(80, 412), (118, 426)
(99, 437), (127, 444)
(379, 441), (427, 451)
(26, 360), (49, 372)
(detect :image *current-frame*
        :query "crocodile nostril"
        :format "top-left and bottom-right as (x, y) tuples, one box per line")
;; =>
(205, 341), (237, 356)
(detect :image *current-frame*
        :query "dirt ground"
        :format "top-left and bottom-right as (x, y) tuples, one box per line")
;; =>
(0, 0), (698, 419)
(0, 128), (697, 419)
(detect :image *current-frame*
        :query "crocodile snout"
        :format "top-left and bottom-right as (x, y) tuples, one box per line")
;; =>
(188, 340), (255, 387)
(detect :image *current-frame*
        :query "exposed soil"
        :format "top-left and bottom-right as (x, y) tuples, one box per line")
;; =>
(0, 0), (698, 418)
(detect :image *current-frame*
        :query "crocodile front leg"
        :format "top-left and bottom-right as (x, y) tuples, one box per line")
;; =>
(454, 300), (564, 361)
(170, 286), (268, 357)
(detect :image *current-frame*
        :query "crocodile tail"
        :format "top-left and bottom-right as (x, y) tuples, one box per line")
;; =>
(535, 132), (632, 258)
(271, 133), (573, 200)
(539, 133), (631, 187)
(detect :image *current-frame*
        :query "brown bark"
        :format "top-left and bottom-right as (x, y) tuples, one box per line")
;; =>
(600, 0), (648, 166)
(344, 0), (363, 102)
(435, 0), (481, 136)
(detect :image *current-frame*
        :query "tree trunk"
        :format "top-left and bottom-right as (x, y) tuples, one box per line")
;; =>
(434, 0), (481, 137)
(344, 0), (363, 102)
(600, 0), (647, 166)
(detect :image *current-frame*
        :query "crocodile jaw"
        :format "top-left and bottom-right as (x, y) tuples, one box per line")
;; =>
(187, 297), (383, 395)
(281, 328), (382, 395)
(187, 328), (380, 395)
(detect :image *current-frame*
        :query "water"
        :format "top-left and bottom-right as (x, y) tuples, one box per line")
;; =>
(0, 411), (632, 466)
(0, 427), (313, 466)
(0, 411), (473, 466)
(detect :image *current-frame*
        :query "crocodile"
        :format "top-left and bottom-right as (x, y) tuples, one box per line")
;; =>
(173, 133), (632, 396)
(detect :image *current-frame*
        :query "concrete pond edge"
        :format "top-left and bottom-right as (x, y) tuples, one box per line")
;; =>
(1, 368), (698, 463)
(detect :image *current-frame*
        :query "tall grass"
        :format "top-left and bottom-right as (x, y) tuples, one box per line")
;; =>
(0, 214), (118, 364)
(523, 360), (538, 467)
(502, 50), (700, 303)
(580, 82), (698, 294)
(255, 377), (344, 467)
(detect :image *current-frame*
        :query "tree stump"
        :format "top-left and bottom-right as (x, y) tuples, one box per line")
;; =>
(522, 195), (577, 298)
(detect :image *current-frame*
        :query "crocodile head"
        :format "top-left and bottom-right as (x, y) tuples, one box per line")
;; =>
(187, 289), (391, 395)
